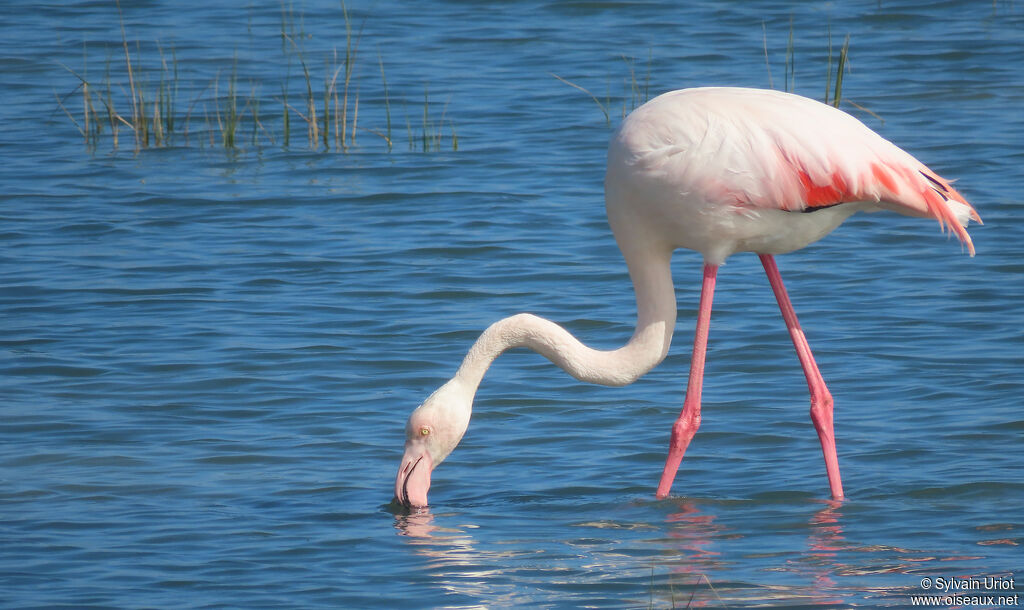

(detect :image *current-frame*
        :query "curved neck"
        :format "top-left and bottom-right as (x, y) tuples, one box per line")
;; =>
(452, 247), (676, 391)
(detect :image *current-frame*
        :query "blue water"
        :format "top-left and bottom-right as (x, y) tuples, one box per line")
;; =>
(2, 1), (1022, 607)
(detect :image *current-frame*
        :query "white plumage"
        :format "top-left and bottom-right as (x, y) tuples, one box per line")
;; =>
(606, 87), (978, 264)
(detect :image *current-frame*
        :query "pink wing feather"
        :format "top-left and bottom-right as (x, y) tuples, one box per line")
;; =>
(659, 88), (981, 255)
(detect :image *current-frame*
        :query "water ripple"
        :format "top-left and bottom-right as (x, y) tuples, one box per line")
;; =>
(2, 1), (1022, 608)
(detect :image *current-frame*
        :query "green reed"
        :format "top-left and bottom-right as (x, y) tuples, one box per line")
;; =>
(413, 85), (457, 153)
(556, 27), (867, 128)
(552, 51), (653, 126)
(58, 2), (459, 154)
(379, 51), (392, 150)
(215, 58), (240, 149)
(785, 16), (796, 93)
(827, 30), (851, 108)
(766, 22), (857, 112)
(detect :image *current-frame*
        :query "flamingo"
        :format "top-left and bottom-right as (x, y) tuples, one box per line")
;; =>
(394, 86), (980, 508)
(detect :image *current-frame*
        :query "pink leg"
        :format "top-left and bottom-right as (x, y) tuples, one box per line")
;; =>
(657, 264), (717, 499)
(759, 254), (845, 500)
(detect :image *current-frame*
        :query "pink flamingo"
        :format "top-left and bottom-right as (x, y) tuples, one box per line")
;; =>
(394, 87), (980, 508)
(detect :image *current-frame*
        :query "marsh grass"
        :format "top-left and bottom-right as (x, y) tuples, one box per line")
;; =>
(624, 50), (653, 113)
(764, 22), (866, 118)
(378, 51), (392, 150)
(784, 17), (796, 93)
(558, 27), (868, 129)
(417, 85), (455, 152)
(826, 30), (851, 109)
(552, 52), (654, 126)
(54, 62), (100, 150)
(551, 72), (609, 124)
(58, 2), (458, 154)
(214, 59), (241, 149)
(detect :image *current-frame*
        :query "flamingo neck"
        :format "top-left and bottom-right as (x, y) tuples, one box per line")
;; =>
(452, 248), (676, 392)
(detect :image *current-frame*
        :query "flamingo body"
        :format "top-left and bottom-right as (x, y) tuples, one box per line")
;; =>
(606, 87), (977, 265)
(394, 87), (979, 508)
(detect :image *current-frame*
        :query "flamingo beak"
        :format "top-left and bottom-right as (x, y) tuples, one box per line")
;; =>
(394, 443), (432, 508)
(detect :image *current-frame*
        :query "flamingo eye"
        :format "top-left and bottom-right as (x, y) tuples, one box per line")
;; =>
(419, 427), (430, 437)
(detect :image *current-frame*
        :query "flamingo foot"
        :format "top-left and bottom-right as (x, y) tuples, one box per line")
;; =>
(656, 405), (701, 498)
(810, 389), (845, 500)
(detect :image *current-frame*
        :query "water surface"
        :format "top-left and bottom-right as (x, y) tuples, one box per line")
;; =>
(2, 1), (1022, 607)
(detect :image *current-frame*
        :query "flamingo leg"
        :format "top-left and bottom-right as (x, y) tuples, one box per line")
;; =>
(656, 263), (717, 499)
(759, 254), (845, 500)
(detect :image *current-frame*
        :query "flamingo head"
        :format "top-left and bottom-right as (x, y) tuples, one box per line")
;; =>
(394, 379), (472, 508)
